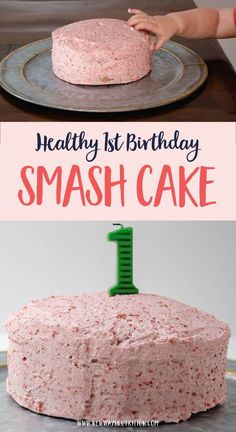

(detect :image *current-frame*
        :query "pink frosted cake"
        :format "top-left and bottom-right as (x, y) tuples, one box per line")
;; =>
(51, 19), (151, 85)
(6, 293), (230, 423)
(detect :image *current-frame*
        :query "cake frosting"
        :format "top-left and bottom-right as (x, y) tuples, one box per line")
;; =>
(6, 293), (230, 423)
(51, 19), (151, 85)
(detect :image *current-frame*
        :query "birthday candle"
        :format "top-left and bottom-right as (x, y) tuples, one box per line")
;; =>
(108, 224), (139, 296)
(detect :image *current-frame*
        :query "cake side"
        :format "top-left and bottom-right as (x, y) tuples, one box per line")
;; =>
(6, 293), (230, 423)
(51, 19), (151, 85)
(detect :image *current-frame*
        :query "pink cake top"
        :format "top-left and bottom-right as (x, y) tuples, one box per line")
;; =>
(52, 18), (150, 52)
(6, 293), (230, 346)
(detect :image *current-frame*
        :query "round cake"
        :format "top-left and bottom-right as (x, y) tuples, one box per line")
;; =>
(6, 293), (230, 423)
(51, 19), (151, 85)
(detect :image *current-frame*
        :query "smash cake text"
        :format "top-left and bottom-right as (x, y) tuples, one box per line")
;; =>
(18, 165), (216, 208)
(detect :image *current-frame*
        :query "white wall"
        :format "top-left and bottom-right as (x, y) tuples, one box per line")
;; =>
(0, 222), (235, 342)
(196, 0), (236, 70)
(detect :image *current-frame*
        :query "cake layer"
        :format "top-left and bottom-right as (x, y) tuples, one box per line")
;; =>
(52, 19), (151, 85)
(6, 293), (230, 423)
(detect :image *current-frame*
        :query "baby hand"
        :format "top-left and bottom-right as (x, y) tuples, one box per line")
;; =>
(128, 8), (178, 50)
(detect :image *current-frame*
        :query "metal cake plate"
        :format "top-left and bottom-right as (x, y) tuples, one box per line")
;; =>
(0, 353), (236, 432)
(0, 38), (208, 112)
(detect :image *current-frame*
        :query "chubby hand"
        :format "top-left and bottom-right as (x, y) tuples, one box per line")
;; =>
(128, 8), (178, 50)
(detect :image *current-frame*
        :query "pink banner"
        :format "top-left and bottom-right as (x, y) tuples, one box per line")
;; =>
(0, 122), (235, 220)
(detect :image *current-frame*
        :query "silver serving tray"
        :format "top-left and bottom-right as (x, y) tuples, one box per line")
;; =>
(0, 357), (236, 432)
(0, 38), (208, 112)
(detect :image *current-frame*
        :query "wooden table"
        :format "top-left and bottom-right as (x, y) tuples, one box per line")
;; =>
(0, 0), (235, 121)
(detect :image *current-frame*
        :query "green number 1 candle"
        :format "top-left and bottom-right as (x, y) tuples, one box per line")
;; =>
(108, 224), (139, 296)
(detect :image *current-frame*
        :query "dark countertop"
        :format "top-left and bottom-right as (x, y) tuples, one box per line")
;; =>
(0, 0), (236, 121)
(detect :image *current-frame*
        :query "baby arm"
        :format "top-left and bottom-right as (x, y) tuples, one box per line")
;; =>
(128, 8), (236, 50)
(168, 8), (236, 39)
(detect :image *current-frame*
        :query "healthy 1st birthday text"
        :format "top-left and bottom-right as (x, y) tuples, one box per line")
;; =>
(35, 130), (200, 163)
(18, 164), (216, 208)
